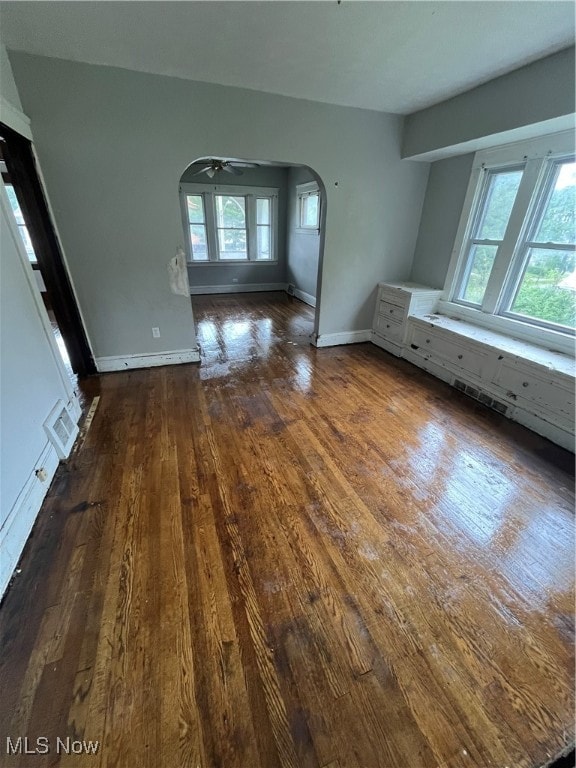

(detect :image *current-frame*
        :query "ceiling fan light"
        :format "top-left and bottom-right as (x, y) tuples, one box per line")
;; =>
(206, 168), (215, 178)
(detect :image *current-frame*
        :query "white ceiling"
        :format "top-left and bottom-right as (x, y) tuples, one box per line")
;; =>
(0, 1), (573, 114)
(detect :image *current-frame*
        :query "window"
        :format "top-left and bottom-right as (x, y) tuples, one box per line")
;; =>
(180, 183), (278, 263)
(296, 181), (320, 231)
(5, 183), (37, 263)
(444, 132), (575, 347)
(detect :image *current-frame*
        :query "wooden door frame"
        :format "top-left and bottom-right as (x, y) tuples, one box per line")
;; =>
(1, 122), (96, 377)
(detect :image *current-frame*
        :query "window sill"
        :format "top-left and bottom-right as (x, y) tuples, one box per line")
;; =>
(420, 307), (575, 375)
(436, 300), (575, 358)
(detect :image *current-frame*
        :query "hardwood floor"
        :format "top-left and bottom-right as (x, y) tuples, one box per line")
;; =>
(1, 291), (574, 768)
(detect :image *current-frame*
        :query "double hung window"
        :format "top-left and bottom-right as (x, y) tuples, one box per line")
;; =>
(180, 184), (278, 263)
(445, 133), (575, 344)
(296, 181), (320, 232)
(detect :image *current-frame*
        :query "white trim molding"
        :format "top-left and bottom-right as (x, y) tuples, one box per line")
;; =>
(292, 288), (316, 307)
(0, 439), (58, 598)
(190, 282), (287, 295)
(96, 348), (200, 372)
(0, 96), (32, 140)
(313, 330), (372, 348)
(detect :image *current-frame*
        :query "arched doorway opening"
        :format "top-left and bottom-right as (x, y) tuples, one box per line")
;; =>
(178, 156), (326, 351)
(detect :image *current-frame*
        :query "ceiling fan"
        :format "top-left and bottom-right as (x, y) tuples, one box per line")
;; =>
(192, 159), (259, 178)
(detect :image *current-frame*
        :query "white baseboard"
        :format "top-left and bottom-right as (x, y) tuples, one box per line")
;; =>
(190, 283), (287, 295)
(313, 330), (372, 348)
(0, 441), (60, 599)
(292, 288), (316, 308)
(96, 348), (200, 373)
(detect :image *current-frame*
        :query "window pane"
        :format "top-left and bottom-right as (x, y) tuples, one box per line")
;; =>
(257, 225), (270, 259)
(189, 224), (208, 260)
(257, 198), (270, 225)
(534, 162), (576, 245)
(187, 195), (205, 224)
(19, 226), (36, 262)
(215, 195), (246, 228)
(5, 184), (25, 226)
(218, 228), (247, 259)
(510, 248), (576, 328)
(6, 184), (37, 261)
(477, 170), (523, 240)
(460, 244), (499, 304)
(302, 194), (319, 227)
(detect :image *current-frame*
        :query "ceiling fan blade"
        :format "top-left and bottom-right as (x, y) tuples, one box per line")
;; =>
(192, 166), (213, 176)
(223, 165), (243, 176)
(231, 162), (259, 168)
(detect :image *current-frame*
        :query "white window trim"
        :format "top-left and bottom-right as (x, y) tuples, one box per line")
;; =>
(441, 130), (576, 356)
(179, 182), (279, 265)
(296, 180), (320, 234)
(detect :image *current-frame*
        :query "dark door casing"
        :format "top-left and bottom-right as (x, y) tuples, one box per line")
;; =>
(1, 122), (96, 377)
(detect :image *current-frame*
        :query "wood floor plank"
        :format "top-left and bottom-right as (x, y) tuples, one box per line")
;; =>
(0, 292), (573, 768)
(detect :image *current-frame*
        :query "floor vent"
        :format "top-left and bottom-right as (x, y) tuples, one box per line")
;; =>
(44, 400), (78, 459)
(453, 380), (508, 416)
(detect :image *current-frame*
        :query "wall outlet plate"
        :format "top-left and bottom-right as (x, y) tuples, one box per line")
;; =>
(152, 327), (160, 338)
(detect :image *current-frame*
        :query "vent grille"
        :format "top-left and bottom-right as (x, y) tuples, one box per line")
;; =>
(44, 400), (79, 459)
(287, 283), (295, 296)
(454, 380), (508, 416)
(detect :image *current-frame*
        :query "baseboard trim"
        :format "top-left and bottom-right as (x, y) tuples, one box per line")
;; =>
(313, 330), (372, 348)
(190, 283), (287, 295)
(292, 288), (316, 308)
(96, 348), (200, 372)
(0, 441), (60, 599)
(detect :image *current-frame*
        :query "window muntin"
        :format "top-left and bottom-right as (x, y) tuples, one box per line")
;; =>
(180, 184), (278, 263)
(449, 141), (575, 339)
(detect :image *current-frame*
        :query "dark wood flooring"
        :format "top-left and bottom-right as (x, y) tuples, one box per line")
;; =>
(0, 291), (574, 768)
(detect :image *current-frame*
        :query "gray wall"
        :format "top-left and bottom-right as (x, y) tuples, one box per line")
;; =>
(10, 53), (429, 346)
(180, 164), (289, 289)
(403, 47), (576, 160)
(409, 153), (474, 288)
(286, 166), (320, 300)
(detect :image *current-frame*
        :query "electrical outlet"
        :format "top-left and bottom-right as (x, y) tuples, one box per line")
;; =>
(232, 278), (239, 283)
(152, 327), (160, 338)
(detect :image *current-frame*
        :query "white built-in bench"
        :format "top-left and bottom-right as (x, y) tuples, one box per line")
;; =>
(372, 282), (575, 451)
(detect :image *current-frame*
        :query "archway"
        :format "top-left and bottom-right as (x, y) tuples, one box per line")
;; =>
(178, 156), (327, 345)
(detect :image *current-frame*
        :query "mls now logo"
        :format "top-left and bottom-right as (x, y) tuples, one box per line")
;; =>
(6, 736), (99, 755)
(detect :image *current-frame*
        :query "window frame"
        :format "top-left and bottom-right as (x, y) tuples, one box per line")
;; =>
(296, 181), (320, 233)
(179, 183), (279, 265)
(441, 131), (576, 356)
